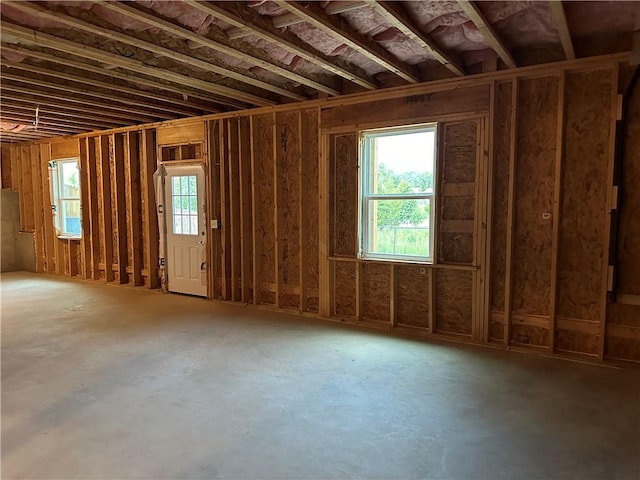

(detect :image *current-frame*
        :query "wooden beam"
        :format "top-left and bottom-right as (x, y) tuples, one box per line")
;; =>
(274, 1), (420, 83)
(1, 62), (204, 117)
(40, 144), (56, 275)
(0, 103), (121, 130)
(126, 132), (143, 286)
(141, 129), (159, 289)
(366, 1), (465, 76)
(503, 77), (519, 345)
(458, 1), (517, 69)
(632, 5), (640, 65)
(185, 0), (377, 90)
(0, 115), (85, 134)
(85, 137), (101, 280)
(549, 1), (576, 60)
(1, 44), (222, 113)
(549, 72), (566, 352)
(112, 134), (128, 284)
(1, 21), (266, 108)
(5, 3), (292, 103)
(1, 76), (175, 121)
(0, 84), (158, 123)
(98, 135), (114, 282)
(99, 0), (339, 97)
(599, 65), (620, 360)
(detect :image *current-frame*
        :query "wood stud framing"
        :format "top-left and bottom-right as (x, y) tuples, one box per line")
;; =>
(6, 54), (639, 364)
(549, 1), (576, 60)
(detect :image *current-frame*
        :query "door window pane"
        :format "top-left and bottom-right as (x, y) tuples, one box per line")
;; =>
(171, 175), (198, 235)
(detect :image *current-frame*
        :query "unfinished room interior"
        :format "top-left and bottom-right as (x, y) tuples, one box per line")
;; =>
(1, 0), (639, 478)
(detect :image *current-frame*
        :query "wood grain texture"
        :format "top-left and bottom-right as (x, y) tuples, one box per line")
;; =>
(557, 69), (613, 321)
(439, 121), (477, 264)
(511, 76), (558, 317)
(331, 134), (358, 257)
(302, 108), (320, 312)
(490, 81), (512, 313)
(321, 85), (490, 129)
(396, 265), (429, 327)
(276, 111), (301, 308)
(362, 262), (391, 323)
(253, 114), (276, 304)
(334, 261), (356, 317)
(435, 269), (473, 335)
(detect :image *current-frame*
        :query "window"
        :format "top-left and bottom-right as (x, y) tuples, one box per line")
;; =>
(171, 175), (199, 235)
(50, 159), (81, 238)
(360, 124), (437, 262)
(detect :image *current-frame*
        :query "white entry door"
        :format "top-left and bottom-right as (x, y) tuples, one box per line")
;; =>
(164, 165), (207, 297)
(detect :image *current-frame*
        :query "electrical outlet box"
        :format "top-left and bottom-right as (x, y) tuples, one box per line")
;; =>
(210, 219), (219, 229)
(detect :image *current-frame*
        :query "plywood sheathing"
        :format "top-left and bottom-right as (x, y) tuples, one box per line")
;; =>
(606, 65), (640, 362)
(330, 133), (358, 257)
(253, 114), (276, 305)
(554, 69), (614, 355)
(509, 76), (558, 347)
(438, 121), (477, 265)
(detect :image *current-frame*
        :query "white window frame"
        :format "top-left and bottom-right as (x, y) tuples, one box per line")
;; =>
(359, 123), (437, 263)
(50, 158), (82, 239)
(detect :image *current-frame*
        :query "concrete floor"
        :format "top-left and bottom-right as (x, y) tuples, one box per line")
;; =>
(1, 272), (639, 480)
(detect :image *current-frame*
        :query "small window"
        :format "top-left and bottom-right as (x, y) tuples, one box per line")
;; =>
(360, 124), (437, 262)
(50, 159), (82, 238)
(171, 175), (199, 235)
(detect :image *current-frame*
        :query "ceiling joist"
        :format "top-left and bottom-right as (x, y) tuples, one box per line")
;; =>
(273, 0), (421, 83)
(0, 44), (222, 113)
(2, 103), (128, 130)
(0, 93), (144, 126)
(1, 59), (209, 117)
(457, 0), (517, 69)
(1, 22), (255, 109)
(548, 1), (575, 60)
(1, 70), (184, 120)
(6, 2), (290, 103)
(366, 1), (465, 76)
(98, 0), (340, 97)
(185, 0), (377, 90)
(0, 83), (162, 122)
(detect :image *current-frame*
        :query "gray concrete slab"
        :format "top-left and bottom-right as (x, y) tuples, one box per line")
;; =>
(2, 272), (639, 479)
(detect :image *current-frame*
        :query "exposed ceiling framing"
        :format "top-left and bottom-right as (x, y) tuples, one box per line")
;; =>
(548, 1), (575, 60)
(0, 0), (636, 144)
(457, 0), (517, 69)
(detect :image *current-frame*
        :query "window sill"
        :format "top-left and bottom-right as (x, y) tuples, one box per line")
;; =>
(57, 235), (82, 241)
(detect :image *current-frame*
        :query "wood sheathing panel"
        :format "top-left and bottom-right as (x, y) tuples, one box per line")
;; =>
(436, 269), (473, 334)
(276, 111), (301, 308)
(439, 121), (477, 264)
(334, 261), (356, 317)
(556, 69), (613, 354)
(362, 262), (391, 323)
(489, 82), (513, 340)
(511, 76), (558, 346)
(605, 66), (640, 362)
(1, 146), (12, 189)
(321, 85), (490, 129)
(18, 146), (35, 232)
(396, 265), (429, 327)
(331, 133), (358, 257)
(301, 109), (320, 312)
(253, 114), (276, 304)
(557, 70), (611, 320)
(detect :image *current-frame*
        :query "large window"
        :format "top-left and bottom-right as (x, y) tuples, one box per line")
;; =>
(50, 158), (82, 238)
(360, 124), (436, 262)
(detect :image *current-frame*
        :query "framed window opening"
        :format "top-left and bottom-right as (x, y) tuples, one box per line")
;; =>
(50, 158), (82, 239)
(359, 123), (437, 263)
